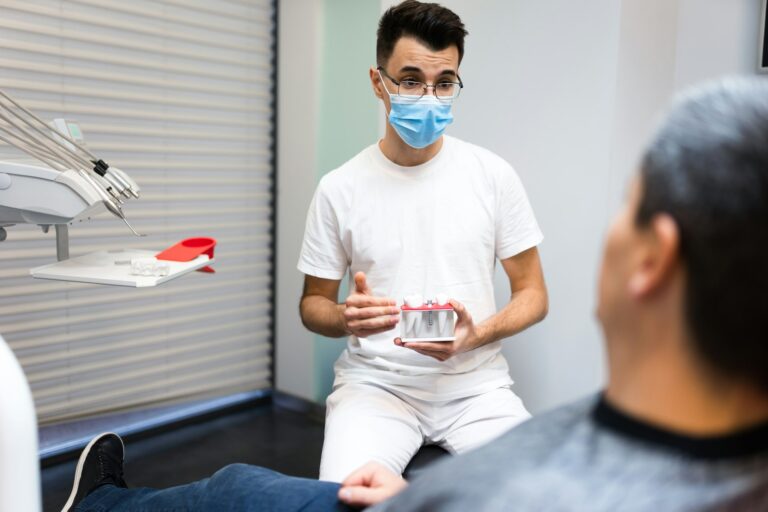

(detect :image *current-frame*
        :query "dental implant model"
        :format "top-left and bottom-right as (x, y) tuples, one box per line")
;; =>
(400, 293), (456, 342)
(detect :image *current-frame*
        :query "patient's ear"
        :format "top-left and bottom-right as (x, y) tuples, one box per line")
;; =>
(628, 214), (680, 299)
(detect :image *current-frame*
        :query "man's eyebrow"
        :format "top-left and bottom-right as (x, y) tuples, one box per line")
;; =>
(397, 66), (458, 77)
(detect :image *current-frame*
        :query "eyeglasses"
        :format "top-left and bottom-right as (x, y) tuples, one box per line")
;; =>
(377, 66), (463, 102)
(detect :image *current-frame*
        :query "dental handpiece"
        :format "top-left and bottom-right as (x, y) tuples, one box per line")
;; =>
(0, 89), (144, 235)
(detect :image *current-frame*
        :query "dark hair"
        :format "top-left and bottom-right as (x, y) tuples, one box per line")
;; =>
(637, 77), (768, 392)
(377, 0), (468, 67)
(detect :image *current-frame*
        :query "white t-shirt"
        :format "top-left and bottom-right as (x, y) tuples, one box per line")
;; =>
(298, 135), (543, 400)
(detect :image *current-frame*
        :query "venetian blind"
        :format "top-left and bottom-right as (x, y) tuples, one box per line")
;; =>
(0, 0), (274, 425)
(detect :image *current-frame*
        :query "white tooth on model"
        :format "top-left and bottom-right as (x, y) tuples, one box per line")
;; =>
(404, 294), (423, 308)
(403, 295), (422, 336)
(447, 311), (457, 337)
(436, 293), (449, 306)
(405, 311), (418, 336)
(438, 310), (447, 335)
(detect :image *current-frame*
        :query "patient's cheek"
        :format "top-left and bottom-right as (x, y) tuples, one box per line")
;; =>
(597, 215), (630, 323)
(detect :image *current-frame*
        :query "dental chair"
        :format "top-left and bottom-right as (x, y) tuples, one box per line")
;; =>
(403, 444), (450, 480)
(0, 334), (42, 511)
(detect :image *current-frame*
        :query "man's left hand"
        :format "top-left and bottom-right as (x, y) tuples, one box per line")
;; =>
(338, 461), (408, 507)
(394, 299), (483, 361)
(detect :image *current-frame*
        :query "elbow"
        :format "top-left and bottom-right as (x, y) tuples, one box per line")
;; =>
(537, 300), (549, 324)
(298, 297), (312, 332)
(534, 290), (549, 325)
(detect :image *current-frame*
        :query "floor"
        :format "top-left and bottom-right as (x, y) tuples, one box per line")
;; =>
(41, 404), (326, 512)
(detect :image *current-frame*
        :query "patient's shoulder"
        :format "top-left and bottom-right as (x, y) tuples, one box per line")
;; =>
(432, 395), (597, 480)
(466, 395), (598, 468)
(498, 394), (598, 447)
(372, 396), (599, 512)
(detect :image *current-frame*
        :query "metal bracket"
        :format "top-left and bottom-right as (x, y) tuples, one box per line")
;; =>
(55, 224), (69, 261)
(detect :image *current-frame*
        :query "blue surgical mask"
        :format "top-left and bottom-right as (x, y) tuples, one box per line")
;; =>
(386, 94), (454, 149)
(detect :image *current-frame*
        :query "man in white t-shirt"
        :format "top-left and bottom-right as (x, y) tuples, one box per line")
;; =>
(298, 0), (548, 482)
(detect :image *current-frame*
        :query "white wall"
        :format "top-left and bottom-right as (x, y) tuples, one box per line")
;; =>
(608, 0), (762, 215)
(674, 0), (762, 90)
(435, 0), (621, 413)
(431, 0), (763, 413)
(276, 0), (764, 408)
(275, 0), (322, 401)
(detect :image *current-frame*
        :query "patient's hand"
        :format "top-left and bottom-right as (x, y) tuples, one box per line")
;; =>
(337, 461), (408, 507)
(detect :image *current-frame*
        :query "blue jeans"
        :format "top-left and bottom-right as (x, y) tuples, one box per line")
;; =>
(76, 463), (357, 511)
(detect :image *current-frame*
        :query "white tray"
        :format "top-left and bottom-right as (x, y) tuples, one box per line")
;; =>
(30, 249), (212, 287)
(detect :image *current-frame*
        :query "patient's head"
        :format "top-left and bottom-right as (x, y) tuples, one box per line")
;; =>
(598, 77), (768, 392)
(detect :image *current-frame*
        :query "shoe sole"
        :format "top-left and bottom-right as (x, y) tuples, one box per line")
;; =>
(60, 432), (124, 512)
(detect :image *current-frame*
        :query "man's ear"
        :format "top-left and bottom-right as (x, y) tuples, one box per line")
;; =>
(370, 66), (384, 99)
(628, 214), (680, 299)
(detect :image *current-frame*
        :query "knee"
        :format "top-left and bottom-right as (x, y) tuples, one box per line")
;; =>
(209, 463), (271, 486)
(214, 463), (251, 477)
(204, 463), (283, 503)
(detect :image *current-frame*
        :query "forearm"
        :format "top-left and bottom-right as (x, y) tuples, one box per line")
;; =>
(300, 295), (348, 338)
(476, 286), (548, 347)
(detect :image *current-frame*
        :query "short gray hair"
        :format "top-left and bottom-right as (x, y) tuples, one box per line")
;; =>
(637, 76), (768, 391)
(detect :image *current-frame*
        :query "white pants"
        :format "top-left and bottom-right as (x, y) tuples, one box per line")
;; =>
(319, 382), (531, 482)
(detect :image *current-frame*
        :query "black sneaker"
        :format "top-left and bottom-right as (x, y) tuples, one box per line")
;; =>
(61, 432), (128, 512)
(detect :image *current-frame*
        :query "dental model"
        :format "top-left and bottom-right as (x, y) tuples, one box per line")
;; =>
(130, 257), (170, 277)
(400, 293), (456, 342)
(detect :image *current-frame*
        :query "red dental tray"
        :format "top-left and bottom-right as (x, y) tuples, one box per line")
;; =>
(156, 237), (216, 273)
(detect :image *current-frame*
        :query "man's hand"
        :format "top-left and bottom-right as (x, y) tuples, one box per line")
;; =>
(394, 299), (483, 361)
(338, 461), (408, 508)
(343, 272), (400, 338)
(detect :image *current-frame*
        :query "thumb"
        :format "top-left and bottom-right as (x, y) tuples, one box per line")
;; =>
(338, 485), (387, 508)
(449, 299), (471, 323)
(354, 272), (371, 295)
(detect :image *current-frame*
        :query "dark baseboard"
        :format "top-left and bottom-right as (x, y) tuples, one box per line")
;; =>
(41, 392), (273, 467)
(273, 390), (326, 424)
(41, 390), (327, 467)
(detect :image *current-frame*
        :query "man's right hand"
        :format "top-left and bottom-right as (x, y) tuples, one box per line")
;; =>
(342, 272), (400, 338)
(338, 461), (408, 508)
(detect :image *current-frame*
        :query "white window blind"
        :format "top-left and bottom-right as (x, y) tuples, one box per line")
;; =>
(0, 0), (275, 425)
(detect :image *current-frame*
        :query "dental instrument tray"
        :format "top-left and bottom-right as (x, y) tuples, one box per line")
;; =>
(0, 87), (215, 287)
(400, 294), (456, 342)
(30, 249), (213, 288)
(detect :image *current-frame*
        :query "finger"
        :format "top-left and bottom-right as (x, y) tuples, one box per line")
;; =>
(346, 294), (397, 308)
(344, 305), (401, 321)
(393, 337), (404, 346)
(400, 342), (451, 357)
(338, 486), (388, 508)
(354, 272), (371, 295)
(408, 348), (448, 361)
(449, 299), (472, 323)
(356, 325), (401, 338)
(403, 341), (452, 352)
(341, 462), (378, 487)
(348, 315), (399, 332)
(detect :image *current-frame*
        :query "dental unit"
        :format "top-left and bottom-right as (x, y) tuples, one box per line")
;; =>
(0, 89), (217, 512)
(0, 88), (214, 286)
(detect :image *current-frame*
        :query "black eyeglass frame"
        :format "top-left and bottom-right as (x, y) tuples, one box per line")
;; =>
(376, 65), (464, 101)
